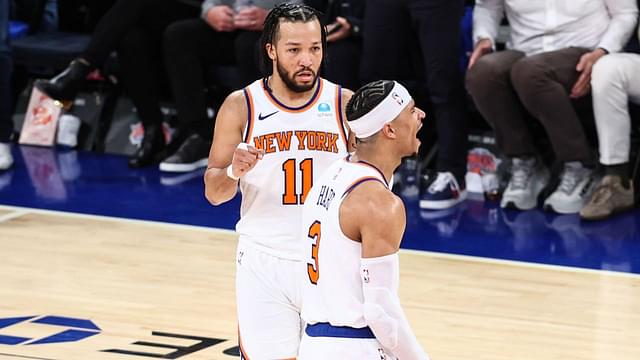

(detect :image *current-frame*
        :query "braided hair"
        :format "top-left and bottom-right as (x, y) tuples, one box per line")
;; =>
(260, 3), (327, 75)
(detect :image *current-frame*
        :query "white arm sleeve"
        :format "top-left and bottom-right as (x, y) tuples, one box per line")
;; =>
(361, 253), (430, 360)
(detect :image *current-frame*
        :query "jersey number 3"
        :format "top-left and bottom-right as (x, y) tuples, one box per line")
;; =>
(307, 220), (321, 285)
(282, 158), (313, 205)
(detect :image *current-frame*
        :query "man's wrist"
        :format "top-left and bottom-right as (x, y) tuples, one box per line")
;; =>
(475, 37), (495, 52)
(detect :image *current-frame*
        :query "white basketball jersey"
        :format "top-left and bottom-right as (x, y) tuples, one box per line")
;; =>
(300, 157), (390, 327)
(236, 78), (349, 260)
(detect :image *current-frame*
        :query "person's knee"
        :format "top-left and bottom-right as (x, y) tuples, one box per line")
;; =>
(466, 55), (504, 97)
(591, 55), (629, 94)
(510, 56), (548, 96)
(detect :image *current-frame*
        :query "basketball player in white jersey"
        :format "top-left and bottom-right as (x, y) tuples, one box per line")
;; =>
(299, 80), (430, 359)
(203, 3), (353, 359)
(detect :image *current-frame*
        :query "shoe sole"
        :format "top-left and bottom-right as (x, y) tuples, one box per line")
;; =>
(159, 158), (209, 173)
(419, 191), (467, 210)
(543, 202), (582, 214)
(501, 199), (537, 211)
(580, 205), (635, 221)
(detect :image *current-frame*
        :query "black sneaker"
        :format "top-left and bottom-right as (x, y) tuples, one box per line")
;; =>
(159, 134), (210, 172)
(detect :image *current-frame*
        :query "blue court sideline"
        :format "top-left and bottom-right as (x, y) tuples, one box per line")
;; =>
(1, 145), (639, 274)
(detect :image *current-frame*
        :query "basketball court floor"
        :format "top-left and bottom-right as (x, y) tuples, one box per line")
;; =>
(1, 145), (639, 359)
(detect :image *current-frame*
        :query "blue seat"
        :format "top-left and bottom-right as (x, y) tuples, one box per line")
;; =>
(9, 21), (29, 39)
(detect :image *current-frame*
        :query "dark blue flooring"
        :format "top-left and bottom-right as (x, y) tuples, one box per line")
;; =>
(1, 145), (639, 274)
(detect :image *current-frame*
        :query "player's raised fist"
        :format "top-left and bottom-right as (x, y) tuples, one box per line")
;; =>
(229, 142), (264, 179)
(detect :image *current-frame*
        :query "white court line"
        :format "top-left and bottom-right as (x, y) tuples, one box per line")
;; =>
(0, 210), (29, 223)
(0, 204), (237, 236)
(401, 248), (640, 280)
(1, 204), (639, 280)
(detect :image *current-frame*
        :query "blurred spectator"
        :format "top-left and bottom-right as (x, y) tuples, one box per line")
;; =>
(306, 0), (364, 91)
(466, 0), (638, 213)
(40, 0), (59, 33)
(159, 0), (300, 173)
(0, 0), (12, 170)
(36, 0), (202, 168)
(580, 28), (640, 221)
(360, 0), (470, 211)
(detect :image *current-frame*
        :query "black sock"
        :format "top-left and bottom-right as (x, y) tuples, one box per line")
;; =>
(604, 163), (630, 189)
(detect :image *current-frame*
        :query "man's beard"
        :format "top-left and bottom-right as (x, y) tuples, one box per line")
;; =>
(276, 61), (318, 93)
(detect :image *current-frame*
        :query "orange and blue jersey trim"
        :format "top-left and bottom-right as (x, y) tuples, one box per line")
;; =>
(261, 77), (323, 113)
(305, 323), (375, 339)
(242, 87), (255, 143)
(335, 85), (348, 148)
(342, 176), (387, 199)
(344, 155), (389, 188)
(238, 328), (250, 360)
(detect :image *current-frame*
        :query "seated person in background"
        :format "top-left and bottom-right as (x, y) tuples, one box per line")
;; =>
(466, 0), (638, 213)
(580, 27), (640, 221)
(360, 0), (470, 211)
(159, 0), (302, 173)
(306, 0), (364, 91)
(36, 0), (202, 168)
(0, 0), (12, 170)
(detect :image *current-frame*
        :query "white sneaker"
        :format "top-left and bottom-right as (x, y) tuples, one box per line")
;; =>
(544, 162), (596, 214)
(0, 143), (13, 170)
(500, 157), (549, 210)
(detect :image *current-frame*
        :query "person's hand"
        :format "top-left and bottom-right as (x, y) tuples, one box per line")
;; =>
(206, 5), (235, 32)
(570, 48), (607, 99)
(229, 143), (264, 179)
(327, 17), (352, 42)
(468, 38), (493, 69)
(234, 6), (269, 31)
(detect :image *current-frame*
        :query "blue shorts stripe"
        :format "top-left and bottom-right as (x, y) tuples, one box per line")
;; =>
(305, 323), (375, 339)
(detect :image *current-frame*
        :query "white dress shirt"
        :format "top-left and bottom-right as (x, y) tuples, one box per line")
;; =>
(473, 0), (638, 55)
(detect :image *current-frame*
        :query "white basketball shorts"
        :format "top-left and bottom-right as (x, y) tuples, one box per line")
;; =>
(236, 240), (305, 359)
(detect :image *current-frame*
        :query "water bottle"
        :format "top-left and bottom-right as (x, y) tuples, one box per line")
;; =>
(482, 173), (500, 202)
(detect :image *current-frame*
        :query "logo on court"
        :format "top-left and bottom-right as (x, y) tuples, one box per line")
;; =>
(318, 103), (331, 112)
(0, 315), (101, 345)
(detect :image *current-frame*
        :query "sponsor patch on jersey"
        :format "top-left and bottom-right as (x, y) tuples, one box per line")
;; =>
(318, 103), (331, 112)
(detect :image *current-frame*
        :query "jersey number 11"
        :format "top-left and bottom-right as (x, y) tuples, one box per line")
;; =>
(282, 158), (313, 205)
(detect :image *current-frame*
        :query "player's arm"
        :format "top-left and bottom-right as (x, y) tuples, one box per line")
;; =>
(341, 183), (430, 360)
(340, 88), (357, 153)
(204, 90), (263, 206)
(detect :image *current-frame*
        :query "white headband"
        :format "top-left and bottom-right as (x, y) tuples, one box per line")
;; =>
(349, 81), (412, 138)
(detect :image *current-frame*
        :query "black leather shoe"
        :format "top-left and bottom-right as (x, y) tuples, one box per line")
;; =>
(128, 126), (166, 168)
(35, 59), (92, 102)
